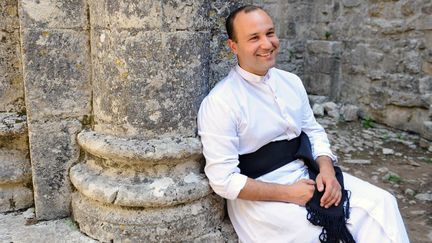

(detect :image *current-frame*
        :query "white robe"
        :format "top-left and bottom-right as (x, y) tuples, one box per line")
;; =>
(198, 65), (409, 243)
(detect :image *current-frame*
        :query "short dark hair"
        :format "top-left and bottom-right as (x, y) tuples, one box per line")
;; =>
(225, 5), (264, 41)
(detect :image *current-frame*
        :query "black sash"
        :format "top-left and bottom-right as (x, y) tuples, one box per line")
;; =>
(238, 132), (355, 243)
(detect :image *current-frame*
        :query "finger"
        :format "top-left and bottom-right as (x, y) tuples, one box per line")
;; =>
(323, 188), (336, 207)
(326, 191), (341, 208)
(320, 186), (333, 206)
(316, 175), (324, 192)
(334, 190), (342, 206)
(305, 179), (316, 185)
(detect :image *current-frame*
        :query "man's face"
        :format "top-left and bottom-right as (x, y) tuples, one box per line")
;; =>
(228, 9), (279, 76)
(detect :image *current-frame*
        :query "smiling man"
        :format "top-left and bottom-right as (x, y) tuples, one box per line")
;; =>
(198, 5), (409, 243)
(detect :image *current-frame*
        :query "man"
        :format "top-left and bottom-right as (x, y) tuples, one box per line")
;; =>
(198, 5), (409, 243)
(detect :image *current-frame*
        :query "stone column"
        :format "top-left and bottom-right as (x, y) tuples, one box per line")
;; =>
(18, 0), (91, 219)
(0, 1), (33, 213)
(70, 1), (225, 241)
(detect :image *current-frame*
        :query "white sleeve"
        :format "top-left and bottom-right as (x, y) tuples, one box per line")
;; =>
(197, 96), (248, 200)
(298, 84), (337, 163)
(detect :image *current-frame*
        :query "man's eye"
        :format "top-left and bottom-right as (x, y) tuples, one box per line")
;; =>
(267, 32), (275, 36)
(249, 36), (258, 41)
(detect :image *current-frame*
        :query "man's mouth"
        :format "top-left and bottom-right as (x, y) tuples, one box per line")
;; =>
(256, 50), (274, 57)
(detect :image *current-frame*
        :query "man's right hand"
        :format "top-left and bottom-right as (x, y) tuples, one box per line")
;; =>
(286, 179), (315, 206)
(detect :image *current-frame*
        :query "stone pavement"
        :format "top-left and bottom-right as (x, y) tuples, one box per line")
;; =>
(1, 117), (431, 242)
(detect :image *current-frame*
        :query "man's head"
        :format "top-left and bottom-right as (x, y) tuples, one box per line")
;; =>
(226, 5), (279, 76)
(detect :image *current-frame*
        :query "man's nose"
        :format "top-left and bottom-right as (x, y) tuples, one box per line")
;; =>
(260, 37), (273, 49)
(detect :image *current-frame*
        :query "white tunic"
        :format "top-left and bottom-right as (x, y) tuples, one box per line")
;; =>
(198, 65), (410, 243)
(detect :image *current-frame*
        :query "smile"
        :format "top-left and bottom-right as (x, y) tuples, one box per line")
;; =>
(256, 50), (274, 57)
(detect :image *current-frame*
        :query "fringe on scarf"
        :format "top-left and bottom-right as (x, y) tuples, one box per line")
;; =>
(306, 190), (355, 243)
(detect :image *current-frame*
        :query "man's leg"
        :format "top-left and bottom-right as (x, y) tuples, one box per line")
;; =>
(343, 173), (410, 243)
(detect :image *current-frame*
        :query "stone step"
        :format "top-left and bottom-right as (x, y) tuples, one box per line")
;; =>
(72, 192), (224, 242)
(0, 186), (33, 213)
(77, 130), (202, 166)
(70, 160), (212, 207)
(0, 149), (31, 184)
(0, 113), (27, 137)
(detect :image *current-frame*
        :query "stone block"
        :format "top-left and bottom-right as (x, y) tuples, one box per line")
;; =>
(422, 121), (432, 140)
(342, 0), (361, 8)
(163, 0), (210, 31)
(303, 72), (332, 96)
(0, 149), (31, 184)
(0, 0), (19, 31)
(0, 29), (24, 113)
(0, 187), (33, 213)
(19, 0), (87, 29)
(0, 112), (27, 137)
(323, 102), (340, 119)
(341, 104), (359, 121)
(306, 40), (342, 56)
(21, 29), (91, 121)
(28, 119), (82, 220)
(416, 15), (432, 30)
(89, 0), (162, 29)
(92, 30), (210, 138)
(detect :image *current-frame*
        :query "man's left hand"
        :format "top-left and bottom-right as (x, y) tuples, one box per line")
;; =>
(315, 156), (342, 208)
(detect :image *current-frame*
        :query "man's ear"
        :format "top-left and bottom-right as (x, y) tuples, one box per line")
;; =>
(227, 39), (238, 55)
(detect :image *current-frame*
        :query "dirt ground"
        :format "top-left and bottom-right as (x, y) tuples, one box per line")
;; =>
(322, 117), (432, 243)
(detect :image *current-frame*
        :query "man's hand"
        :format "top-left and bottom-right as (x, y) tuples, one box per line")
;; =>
(286, 179), (316, 206)
(316, 156), (341, 208)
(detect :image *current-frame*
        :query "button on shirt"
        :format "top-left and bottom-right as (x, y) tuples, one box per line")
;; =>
(197, 65), (336, 200)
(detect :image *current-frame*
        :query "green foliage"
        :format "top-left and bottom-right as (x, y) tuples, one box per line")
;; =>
(388, 175), (403, 184)
(325, 31), (332, 39)
(64, 218), (78, 230)
(423, 157), (432, 164)
(362, 117), (375, 129)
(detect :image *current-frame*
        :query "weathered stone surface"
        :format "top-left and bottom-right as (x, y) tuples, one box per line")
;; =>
(0, 112), (26, 136)
(343, 159), (371, 165)
(323, 102), (340, 119)
(341, 104), (359, 121)
(92, 29), (209, 138)
(70, 159), (211, 207)
(72, 192), (225, 242)
(0, 29), (24, 113)
(19, 0), (88, 29)
(29, 120), (82, 220)
(0, 149), (31, 184)
(313, 103), (325, 117)
(0, 0), (19, 31)
(21, 29), (91, 121)
(76, 130), (202, 165)
(89, 0), (162, 29)
(163, 0), (210, 31)
(0, 187), (33, 213)
(343, 0), (361, 8)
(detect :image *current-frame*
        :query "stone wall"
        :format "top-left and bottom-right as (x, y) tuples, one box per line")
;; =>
(0, 0), (32, 213)
(0, 0), (430, 241)
(256, 0), (432, 140)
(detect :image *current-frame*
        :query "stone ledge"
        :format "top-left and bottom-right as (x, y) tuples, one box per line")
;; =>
(0, 186), (33, 213)
(0, 113), (27, 136)
(72, 192), (224, 242)
(70, 161), (212, 207)
(0, 149), (31, 184)
(77, 130), (202, 165)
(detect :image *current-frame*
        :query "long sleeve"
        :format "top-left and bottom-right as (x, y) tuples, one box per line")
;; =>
(299, 83), (337, 162)
(198, 96), (248, 200)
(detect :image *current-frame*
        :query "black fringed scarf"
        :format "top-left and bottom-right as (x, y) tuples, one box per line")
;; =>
(238, 132), (355, 243)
